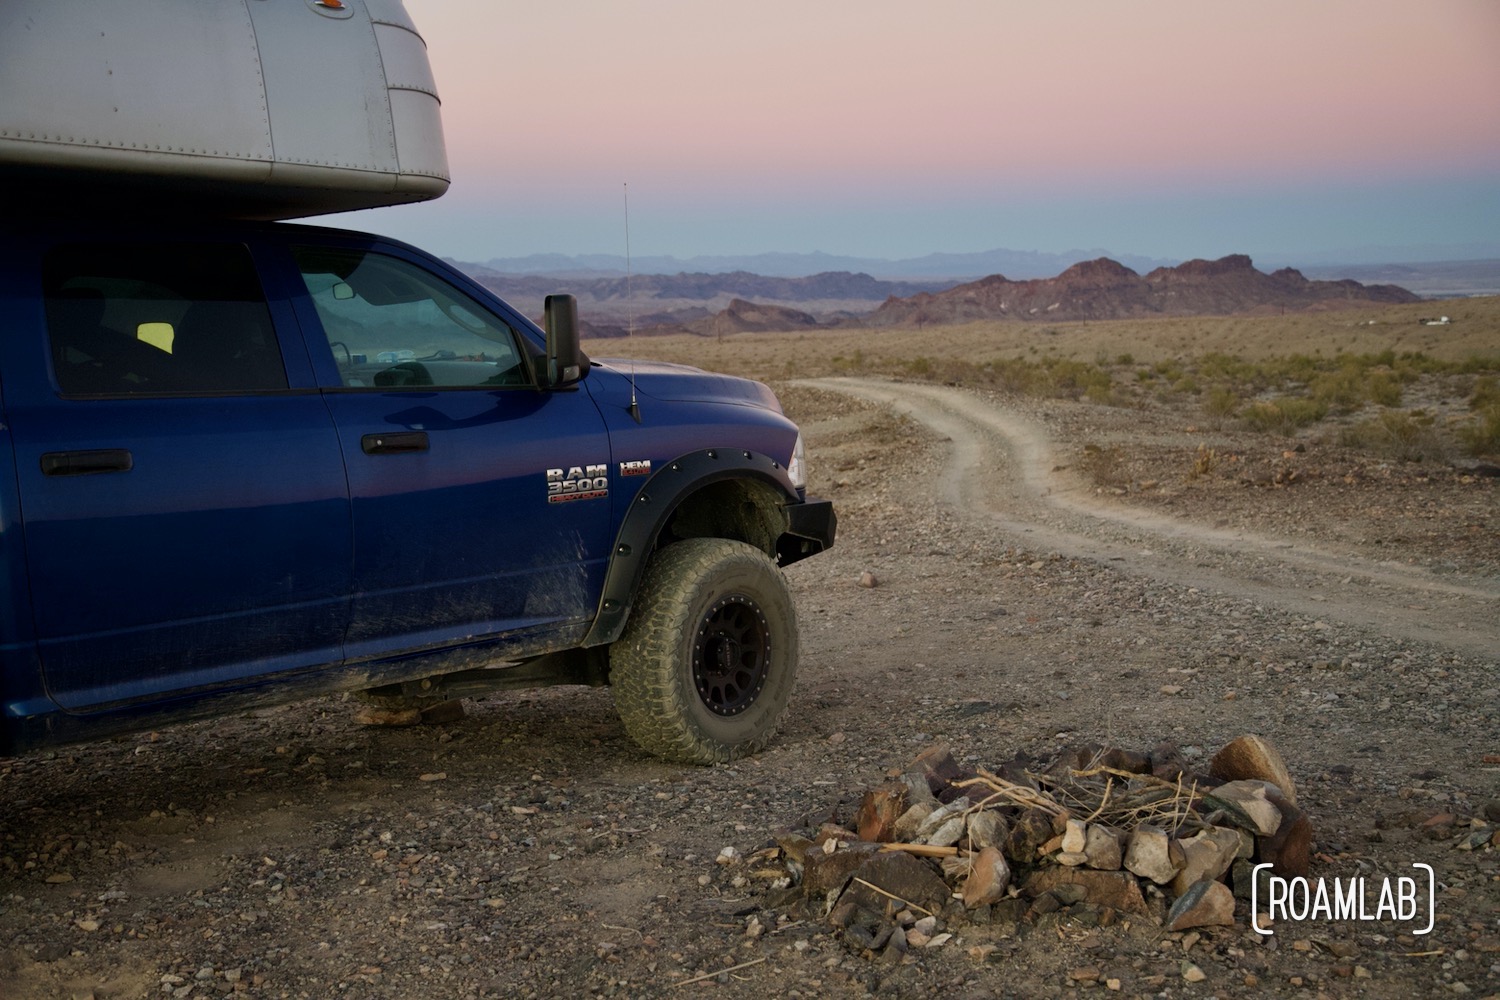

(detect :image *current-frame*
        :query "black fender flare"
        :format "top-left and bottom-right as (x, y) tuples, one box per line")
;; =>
(581, 447), (808, 648)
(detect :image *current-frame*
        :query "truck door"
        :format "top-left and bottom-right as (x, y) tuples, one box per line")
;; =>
(4, 239), (351, 712)
(287, 243), (613, 662)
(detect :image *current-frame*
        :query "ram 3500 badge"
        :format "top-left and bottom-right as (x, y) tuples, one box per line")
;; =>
(547, 464), (611, 503)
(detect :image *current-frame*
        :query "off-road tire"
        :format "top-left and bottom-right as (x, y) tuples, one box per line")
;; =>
(610, 538), (798, 764)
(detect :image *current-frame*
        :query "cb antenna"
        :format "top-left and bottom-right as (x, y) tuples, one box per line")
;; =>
(624, 182), (640, 423)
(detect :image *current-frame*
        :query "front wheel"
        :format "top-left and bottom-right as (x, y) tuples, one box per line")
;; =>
(610, 538), (799, 764)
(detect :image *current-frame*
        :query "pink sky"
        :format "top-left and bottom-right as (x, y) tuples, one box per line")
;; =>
(351, 0), (1500, 262)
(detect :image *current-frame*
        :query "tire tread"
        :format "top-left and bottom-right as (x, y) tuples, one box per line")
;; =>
(611, 538), (797, 764)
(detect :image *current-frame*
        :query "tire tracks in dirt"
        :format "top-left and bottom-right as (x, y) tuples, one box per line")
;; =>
(805, 376), (1499, 660)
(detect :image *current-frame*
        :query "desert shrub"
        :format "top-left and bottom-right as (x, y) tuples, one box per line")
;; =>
(906, 356), (932, 376)
(1471, 376), (1500, 410)
(987, 357), (1046, 395)
(1366, 371), (1403, 407)
(1116, 353), (1135, 366)
(1083, 382), (1121, 406)
(1172, 376), (1200, 395)
(1366, 353), (1500, 378)
(1396, 351), (1447, 375)
(1458, 403), (1500, 457)
(1339, 410), (1448, 463)
(1303, 360), (1403, 410)
(1197, 352), (1264, 388)
(1202, 387), (1240, 424)
(978, 357), (1119, 402)
(1309, 367), (1367, 413)
(1046, 359), (1112, 396)
(832, 348), (869, 372)
(1187, 444), (1218, 479)
(1270, 353), (1322, 383)
(1242, 397), (1328, 434)
(1457, 355), (1500, 375)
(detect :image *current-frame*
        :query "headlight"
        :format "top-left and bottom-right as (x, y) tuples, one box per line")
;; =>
(787, 432), (808, 491)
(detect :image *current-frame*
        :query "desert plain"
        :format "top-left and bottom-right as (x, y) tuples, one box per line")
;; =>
(2, 294), (1497, 999)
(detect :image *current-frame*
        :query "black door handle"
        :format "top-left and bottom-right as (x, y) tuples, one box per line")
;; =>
(40, 449), (134, 477)
(361, 431), (429, 455)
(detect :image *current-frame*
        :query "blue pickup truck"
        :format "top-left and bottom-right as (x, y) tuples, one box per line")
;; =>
(0, 219), (835, 763)
(0, 0), (834, 763)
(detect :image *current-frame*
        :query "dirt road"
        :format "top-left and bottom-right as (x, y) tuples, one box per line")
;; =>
(807, 376), (1500, 660)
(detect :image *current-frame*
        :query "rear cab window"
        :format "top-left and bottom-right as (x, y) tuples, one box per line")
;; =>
(44, 243), (287, 396)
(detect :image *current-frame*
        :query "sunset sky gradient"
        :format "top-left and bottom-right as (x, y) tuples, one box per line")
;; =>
(341, 0), (1500, 267)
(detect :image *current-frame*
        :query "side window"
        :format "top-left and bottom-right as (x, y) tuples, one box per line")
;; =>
(44, 243), (287, 396)
(292, 247), (529, 389)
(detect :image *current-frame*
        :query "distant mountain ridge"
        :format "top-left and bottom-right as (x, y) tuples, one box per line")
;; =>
(461, 268), (946, 305)
(471, 247), (1177, 281)
(448, 253), (1444, 338)
(455, 266), (952, 328)
(868, 255), (1420, 326)
(471, 244), (1500, 283)
(1298, 259), (1500, 299)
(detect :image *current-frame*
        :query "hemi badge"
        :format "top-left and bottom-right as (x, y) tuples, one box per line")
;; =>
(619, 459), (652, 477)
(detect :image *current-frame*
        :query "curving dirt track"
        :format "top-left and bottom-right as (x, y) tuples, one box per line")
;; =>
(806, 376), (1500, 661)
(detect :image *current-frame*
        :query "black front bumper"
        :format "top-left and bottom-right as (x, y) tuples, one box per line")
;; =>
(777, 496), (837, 566)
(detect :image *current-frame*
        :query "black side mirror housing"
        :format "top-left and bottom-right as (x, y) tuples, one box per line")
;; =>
(543, 294), (589, 387)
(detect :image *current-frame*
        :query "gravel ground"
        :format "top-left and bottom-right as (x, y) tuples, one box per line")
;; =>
(2, 379), (1496, 999)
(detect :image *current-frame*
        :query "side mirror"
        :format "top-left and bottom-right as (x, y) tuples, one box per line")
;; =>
(543, 294), (588, 387)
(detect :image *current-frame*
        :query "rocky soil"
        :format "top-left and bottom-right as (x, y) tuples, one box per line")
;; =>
(2, 378), (1497, 999)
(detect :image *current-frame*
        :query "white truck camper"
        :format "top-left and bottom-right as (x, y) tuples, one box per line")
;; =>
(0, 0), (448, 219)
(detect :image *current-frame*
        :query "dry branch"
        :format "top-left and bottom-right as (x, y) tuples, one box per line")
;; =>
(953, 762), (1208, 837)
(878, 842), (962, 858)
(671, 958), (768, 988)
(849, 877), (937, 917)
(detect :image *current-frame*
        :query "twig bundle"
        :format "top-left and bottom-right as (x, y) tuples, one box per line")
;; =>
(955, 757), (1209, 835)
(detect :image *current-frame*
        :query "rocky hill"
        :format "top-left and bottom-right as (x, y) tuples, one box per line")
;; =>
(701, 299), (820, 337)
(458, 267), (950, 327)
(461, 253), (1424, 337)
(579, 299), (820, 340)
(867, 254), (1421, 326)
(470, 246), (1178, 281)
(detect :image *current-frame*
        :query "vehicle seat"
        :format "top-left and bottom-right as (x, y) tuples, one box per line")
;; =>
(47, 287), (172, 394)
(373, 361), (434, 387)
(171, 300), (286, 391)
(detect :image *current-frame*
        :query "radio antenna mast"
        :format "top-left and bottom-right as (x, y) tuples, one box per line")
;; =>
(624, 182), (640, 423)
